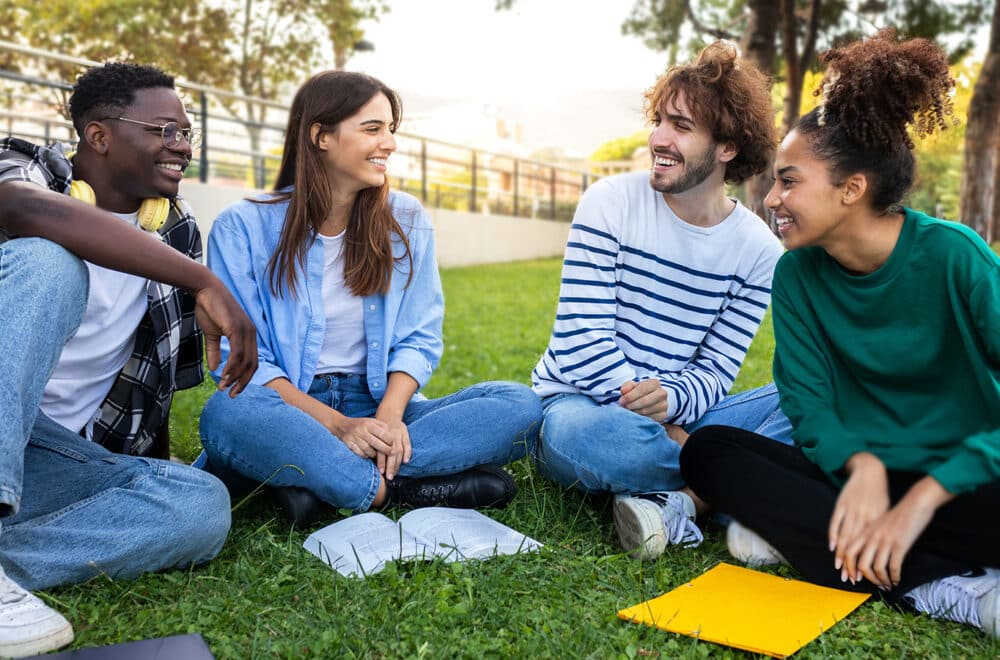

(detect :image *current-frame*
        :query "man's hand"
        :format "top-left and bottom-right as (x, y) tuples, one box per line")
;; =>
(192, 279), (258, 396)
(620, 379), (669, 422)
(829, 452), (889, 581)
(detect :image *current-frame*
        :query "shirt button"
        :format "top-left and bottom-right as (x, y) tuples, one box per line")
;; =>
(371, 381), (380, 388)
(370, 341), (378, 348)
(368, 304), (376, 311)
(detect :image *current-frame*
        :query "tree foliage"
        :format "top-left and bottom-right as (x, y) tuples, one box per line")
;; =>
(2, 0), (387, 187)
(620, 0), (991, 219)
(589, 130), (649, 162)
(2, 0), (387, 109)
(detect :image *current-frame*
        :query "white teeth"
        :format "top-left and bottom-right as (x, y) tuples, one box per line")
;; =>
(775, 217), (794, 227)
(654, 157), (678, 167)
(158, 163), (183, 171)
(368, 158), (387, 166)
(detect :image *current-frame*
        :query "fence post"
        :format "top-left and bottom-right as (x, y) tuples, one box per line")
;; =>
(420, 139), (428, 202)
(199, 91), (208, 183)
(470, 150), (477, 212)
(550, 167), (556, 220)
(513, 159), (519, 217)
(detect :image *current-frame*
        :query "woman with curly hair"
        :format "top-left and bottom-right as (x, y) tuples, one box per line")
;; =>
(197, 71), (542, 527)
(680, 31), (1000, 635)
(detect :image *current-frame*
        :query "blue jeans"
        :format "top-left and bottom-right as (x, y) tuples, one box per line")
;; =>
(199, 374), (543, 512)
(0, 237), (231, 590)
(532, 383), (793, 494)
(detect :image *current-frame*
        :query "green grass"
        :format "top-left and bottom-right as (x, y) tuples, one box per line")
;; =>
(49, 258), (998, 658)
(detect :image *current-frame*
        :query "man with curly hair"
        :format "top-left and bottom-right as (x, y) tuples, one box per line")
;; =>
(0, 62), (258, 656)
(531, 41), (790, 561)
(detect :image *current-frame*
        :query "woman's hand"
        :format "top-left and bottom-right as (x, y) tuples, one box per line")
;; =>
(379, 420), (412, 480)
(331, 416), (392, 460)
(829, 452), (889, 579)
(842, 476), (953, 589)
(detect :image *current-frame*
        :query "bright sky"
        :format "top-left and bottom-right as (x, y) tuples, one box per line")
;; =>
(356, 1), (670, 100)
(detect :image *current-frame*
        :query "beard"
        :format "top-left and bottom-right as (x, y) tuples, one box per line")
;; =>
(649, 143), (718, 194)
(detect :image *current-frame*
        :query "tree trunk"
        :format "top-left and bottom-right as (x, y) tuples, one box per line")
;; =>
(739, 0), (780, 221)
(334, 44), (348, 70)
(781, 0), (821, 135)
(961, 1), (1000, 243)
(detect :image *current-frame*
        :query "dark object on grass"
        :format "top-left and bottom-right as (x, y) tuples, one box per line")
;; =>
(46, 633), (214, 659)
(272, 486), (329, 530)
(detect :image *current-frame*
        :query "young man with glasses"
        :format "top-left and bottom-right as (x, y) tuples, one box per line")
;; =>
(0, 62), (258, 656)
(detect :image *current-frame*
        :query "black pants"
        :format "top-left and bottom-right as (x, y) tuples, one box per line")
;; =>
(680, 425), (1000, 601)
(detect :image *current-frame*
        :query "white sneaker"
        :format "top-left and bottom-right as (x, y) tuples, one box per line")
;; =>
(904, 568), (1000, 637)
(726, 521), (788, 567)
(612, 491), (703, 560)
(0, 566), (73, 658)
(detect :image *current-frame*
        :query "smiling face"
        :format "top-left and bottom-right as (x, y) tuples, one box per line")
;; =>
(98, 86), (193, 211)
(647, 91), (730, 197)
(316, 92), (396, 196)
(764, 129), (848, 250)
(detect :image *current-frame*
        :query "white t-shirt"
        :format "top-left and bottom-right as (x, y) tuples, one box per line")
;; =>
(40, 211), (150, 437)
(314, 231), (367, 374)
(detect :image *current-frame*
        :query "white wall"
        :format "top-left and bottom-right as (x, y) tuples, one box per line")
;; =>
(180, 181), (570, 267)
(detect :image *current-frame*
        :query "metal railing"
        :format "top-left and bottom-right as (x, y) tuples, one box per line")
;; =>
(0, 40), (595, 221)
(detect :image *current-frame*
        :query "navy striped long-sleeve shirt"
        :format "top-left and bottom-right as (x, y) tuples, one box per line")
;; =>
(532, 172), (783, 424)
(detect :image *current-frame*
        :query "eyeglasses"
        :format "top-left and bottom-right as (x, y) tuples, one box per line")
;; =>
(109, 117), (203, 150)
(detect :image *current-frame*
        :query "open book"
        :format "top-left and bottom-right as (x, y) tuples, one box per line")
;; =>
(303, 507), (542, 578)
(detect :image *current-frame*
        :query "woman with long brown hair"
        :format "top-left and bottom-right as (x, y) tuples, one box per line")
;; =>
(681, 31), (1000, 636)
(198, 71), (541, 527)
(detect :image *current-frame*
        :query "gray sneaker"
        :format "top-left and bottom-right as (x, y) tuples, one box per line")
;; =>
(0, 566), (74, 658)
(612, 491), (703, 560)
(726, 521), (788, 567)
(904, 568), (1000, 637)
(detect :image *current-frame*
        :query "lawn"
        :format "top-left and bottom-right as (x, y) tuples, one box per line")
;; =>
(48, 257), (997, 658)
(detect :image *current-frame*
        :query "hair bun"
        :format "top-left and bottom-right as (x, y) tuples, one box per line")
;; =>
(815, 29), (953, 150)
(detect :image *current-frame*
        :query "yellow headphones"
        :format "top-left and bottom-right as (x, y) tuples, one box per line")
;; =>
(68, 179), (170, 232)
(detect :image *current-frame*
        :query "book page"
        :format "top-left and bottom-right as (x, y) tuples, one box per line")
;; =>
(397, 507), (542, 561)
(303, 512), (435, 578)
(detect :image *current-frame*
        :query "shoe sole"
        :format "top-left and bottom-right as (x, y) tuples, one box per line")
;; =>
(0, 621), (73, 658)
(612, 497), (666, 561)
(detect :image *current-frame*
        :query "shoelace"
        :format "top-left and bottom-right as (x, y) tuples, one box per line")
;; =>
(646, 493), (704, 548)
(415, 482), (455, 502)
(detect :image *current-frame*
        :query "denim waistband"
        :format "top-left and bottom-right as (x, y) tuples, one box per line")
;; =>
(309, 372), (368, 395)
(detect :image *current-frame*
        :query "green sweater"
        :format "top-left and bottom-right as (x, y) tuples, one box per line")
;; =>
(772, 208), (1000, 494)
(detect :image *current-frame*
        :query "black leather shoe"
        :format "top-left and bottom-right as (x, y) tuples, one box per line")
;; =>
(272, 486), (327, 530)
(386, 464), (516, 509)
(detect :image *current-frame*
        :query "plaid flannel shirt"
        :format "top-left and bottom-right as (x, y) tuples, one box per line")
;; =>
(0, 137), (204, 456)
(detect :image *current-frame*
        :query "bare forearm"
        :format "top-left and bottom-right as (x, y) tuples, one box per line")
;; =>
(0, 182), (214, 292)
(266, 377), (342, 432)
(376, 372), (419, 422)
(899, 475), (955, 513)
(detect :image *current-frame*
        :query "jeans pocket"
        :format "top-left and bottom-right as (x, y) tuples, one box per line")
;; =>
(27, 437), (90, 463)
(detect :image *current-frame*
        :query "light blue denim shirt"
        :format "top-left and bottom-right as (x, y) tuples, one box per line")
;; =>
(206, 190), (443, 400)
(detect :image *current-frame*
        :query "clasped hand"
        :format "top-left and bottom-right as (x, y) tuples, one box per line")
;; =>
(619, 379), (669, 422)
(829, 453), (936, 590)
(334, 417), (412, 480)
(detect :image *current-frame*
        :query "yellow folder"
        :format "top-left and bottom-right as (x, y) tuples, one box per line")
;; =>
(618, 562), (870, 658)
